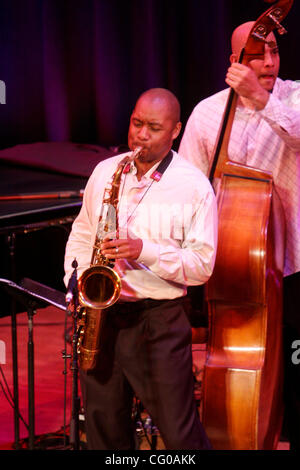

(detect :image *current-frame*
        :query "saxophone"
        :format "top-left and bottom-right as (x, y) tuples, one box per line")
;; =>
(76, 146), (142, 370)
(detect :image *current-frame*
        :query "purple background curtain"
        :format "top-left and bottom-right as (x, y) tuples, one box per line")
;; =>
(0, 0), (299, 151)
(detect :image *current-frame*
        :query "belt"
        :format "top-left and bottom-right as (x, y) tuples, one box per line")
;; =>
(113, 297), (183, 314)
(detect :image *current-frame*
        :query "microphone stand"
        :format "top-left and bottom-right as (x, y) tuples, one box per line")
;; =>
(66, 259), (81, 450)
(7, 233), (20, 449)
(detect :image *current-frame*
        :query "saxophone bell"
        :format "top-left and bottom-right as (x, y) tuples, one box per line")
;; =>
(78, 264), (121, 310)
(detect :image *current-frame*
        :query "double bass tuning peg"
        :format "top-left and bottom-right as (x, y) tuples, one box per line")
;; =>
(252, 12), (287, 43)
(268, 9), (288, 35)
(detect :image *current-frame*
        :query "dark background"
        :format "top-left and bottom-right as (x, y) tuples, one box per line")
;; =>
(0, 0), (299, 151)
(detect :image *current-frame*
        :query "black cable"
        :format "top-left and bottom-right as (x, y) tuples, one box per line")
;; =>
(0, 364), (29, 430)
(0, 363), (14, 402)
(0, 379), (15, 409)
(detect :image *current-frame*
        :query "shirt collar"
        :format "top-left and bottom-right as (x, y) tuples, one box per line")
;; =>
(128, 159), (162, 180)
(272, 77), (281, 97)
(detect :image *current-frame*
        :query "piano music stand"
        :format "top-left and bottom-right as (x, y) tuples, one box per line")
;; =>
(0, 278), (67, 450)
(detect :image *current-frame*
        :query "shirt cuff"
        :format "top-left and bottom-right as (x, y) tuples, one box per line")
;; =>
(136, 239), (160, 267)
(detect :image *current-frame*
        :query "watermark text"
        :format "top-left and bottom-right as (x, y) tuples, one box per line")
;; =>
(291, 339), (300, 365)
(0, 80), (6, 104)
(0, 340), (6, 364)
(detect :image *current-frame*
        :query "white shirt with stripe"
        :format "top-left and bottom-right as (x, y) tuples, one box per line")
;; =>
(179, 78), (300, 276)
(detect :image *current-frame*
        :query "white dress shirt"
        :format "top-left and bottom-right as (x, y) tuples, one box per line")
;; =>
(179, 78), (300, 276)
(64, 150), (218, 301)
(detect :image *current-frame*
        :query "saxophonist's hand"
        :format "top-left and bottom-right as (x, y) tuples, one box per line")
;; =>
(101, 230), (143, 261)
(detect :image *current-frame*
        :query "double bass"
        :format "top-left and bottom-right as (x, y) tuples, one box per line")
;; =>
(202, 0), (293, 450)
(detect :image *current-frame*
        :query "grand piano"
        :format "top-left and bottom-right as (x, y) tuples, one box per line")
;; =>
(0, 141), (117, 317)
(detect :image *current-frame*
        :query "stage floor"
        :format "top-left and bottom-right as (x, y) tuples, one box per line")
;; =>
(0, 306), (289, 451)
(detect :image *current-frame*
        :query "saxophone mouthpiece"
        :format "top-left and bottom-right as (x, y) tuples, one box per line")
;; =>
(131, 146), (143, 160)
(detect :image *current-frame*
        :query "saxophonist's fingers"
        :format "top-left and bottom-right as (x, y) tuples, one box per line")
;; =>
(102, 231), (117, 242)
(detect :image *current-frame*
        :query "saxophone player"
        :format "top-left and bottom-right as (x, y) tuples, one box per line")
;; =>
(64, 88), (218, 450)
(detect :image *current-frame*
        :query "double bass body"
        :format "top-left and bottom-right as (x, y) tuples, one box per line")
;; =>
(201, 0), (292, 450)
(203, 164), (285, 449)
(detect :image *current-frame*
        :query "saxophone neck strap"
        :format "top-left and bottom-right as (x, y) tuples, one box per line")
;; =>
(150, 151), (173, 182)
(123, 151), (173, 225)
(123, 150), (173, 181)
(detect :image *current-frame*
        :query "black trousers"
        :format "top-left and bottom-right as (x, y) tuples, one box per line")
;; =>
(283, 272), (300, 450)
(79, 297), (211, 450)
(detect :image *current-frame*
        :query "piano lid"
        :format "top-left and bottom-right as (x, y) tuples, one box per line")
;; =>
(0, 141), (118, 230)
(0, 160), (86, 230)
